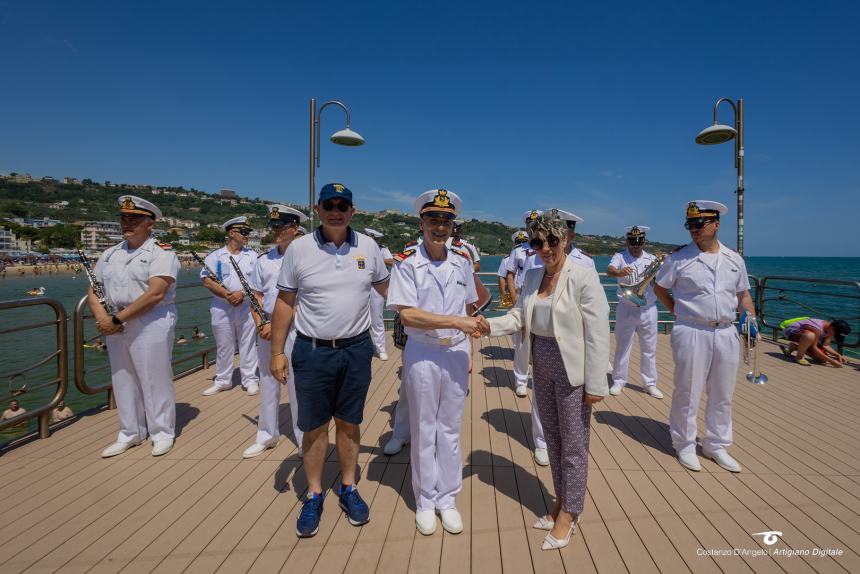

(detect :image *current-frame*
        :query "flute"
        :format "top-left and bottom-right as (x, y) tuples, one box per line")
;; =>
(78, 249), (117, 315)
(229, 256), (270, 327)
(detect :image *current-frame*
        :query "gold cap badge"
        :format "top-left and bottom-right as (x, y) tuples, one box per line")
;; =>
(433, 189), (450, 208)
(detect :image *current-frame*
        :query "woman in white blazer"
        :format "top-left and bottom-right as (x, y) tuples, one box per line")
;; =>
(480, 210), (610, 550)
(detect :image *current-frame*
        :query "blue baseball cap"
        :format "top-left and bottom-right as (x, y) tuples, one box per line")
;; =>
(318, 183), (353, 205)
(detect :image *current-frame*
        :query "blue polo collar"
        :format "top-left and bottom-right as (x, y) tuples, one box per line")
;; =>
(314, 226), (358, 247)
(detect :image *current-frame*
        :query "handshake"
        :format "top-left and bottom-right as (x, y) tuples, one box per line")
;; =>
(454, 315), (491, 338)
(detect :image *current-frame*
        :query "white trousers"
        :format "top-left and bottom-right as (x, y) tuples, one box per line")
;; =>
(106, 306), (176, 444)
(612, 302), (658, 388)
(390, 379), (411, 441)
(255, 330), (302, 448)
(512, 331), (546, 450)
(669, 323), (740, 457)
(369, 289), (387, 355)
(211, 303), (259, 389)
(403, 338), (470, 512)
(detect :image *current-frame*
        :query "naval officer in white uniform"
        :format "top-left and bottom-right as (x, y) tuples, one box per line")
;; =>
(607, 226), (663, 399)
(91, 196), (180, 458)
(242, 205), (307, 459)
(366, 228), (394, 360)
(654, 200), (755, 473)
(200, 216), (261, 396)
(387, 188), (482, 536)
(448, 219), (481, 272)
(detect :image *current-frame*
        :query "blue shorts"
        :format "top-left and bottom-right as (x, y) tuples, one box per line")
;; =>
(291, 331), (374, 432)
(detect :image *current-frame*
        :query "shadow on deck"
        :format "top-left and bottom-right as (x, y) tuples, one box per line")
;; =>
(0, 334), (858, 573)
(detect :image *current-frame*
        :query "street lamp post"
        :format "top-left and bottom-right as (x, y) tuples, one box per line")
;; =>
(308, 98), (365, 230)
(695, 97), (745, 255)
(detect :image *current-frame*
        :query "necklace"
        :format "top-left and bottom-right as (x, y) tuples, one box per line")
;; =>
(543, 271), (556, 278)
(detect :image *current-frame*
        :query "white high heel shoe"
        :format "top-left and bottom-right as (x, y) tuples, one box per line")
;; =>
(532, 515), (554, 531)
(541, 515), (580, 550)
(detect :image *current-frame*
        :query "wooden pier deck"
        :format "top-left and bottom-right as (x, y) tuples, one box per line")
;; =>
(1, 334), (859, 573)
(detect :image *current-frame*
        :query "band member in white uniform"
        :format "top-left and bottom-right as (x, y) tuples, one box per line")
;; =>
(654, 201), (755, 473)
(91, 196), (180, 458)
(366, 228), (393, 360)
(387, 188), (481, 536)
(242, 205), (307, 459)
(607, 226), (663, 399)
(200, 216), (261, 396)
(447, 219), (481, 272)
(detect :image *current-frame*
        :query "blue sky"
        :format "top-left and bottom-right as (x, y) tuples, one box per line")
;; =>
(2, 0), (859, 255)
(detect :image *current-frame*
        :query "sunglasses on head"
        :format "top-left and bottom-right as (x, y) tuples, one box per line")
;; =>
(684, 218), (716, 230)
(320, 199), (351, 212)
(529, 235), (561, 250)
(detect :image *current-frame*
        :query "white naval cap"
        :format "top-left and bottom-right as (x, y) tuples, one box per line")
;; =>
(223, 216), (251, 231)
(554, 209), (584, 227)
(117, 195), (161, 219)
(267, 204), (307, 225)
(512, 229), (528, 242)
(364, 227), (384, 239)
(522, 209), (543, 224)
(686, 200), (728, 219)
(625, 225), (650, 236)
(415, 188), (462, 218)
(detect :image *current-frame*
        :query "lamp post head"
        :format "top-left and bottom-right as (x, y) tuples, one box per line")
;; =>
(695, 123), (737, 145)
(330, 128), (365, 146)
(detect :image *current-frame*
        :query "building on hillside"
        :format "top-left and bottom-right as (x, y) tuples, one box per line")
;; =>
(220, 189), (237, 198)
(49, 201), (69, 209)
(10, 217), (62, 228)
(11, 173), (33, 183)
(163, 216), (199, 229)
(0, 226), (33, 252)
(80, 221), (122, 251)
(41, 176), (57, 183)
(63, 177), (81, 185)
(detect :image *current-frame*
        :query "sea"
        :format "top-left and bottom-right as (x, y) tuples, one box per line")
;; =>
(1, 255), (858, 444)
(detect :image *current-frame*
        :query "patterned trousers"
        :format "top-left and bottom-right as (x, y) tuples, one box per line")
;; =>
(532, 335), (592, 516)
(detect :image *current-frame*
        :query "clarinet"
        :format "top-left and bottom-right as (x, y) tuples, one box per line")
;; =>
(229, 256), (270, 326)
(78, 249), (117, 315)
(191, 250), (225, 287)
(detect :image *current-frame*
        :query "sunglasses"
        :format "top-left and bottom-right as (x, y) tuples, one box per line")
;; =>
(231, 228), (252, 236)
(684, 219), (716, 230)
(320, 199), (351, 212)
(529, 235), (561, 250)
(627, 237), (645, 246)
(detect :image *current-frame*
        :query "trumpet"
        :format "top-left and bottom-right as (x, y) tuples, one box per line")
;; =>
(620, 253), (666, 307)
(742, 315), (768, 385)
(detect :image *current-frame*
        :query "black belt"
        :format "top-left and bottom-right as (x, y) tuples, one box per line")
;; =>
(297, 330), (369, 348)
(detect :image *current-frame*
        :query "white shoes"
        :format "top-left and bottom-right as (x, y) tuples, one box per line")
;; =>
(609, 383), (624, 396)
(101, 438), (143, 458)
(514, 384), (528, 397)
(677, 451), (702, 471)
(416, 510), (436, 535)
(246, 383), (259, 396)
(646, 386), (664, 399)
(533, 515), (554, 530)
(703, 449), (742, 473)
(152, 439), (174, 457)
(202, 384), (229, 396)
(438, 508), (463, 534)
(533, 447), (550, 467)
(378, 352), (389, 361)
(243, 440), (276, 459)
(383, 436), (408, 455)
(541, 515), (579, 550)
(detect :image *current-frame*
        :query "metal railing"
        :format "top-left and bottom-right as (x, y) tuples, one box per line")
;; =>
(73, 281), (217, 406)
(0, 297), (68, 438)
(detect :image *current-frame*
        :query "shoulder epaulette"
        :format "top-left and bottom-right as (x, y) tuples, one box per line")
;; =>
(449, 247), (471, 260)
(404, 239), (419, 248)
(393, 248), (416, 262)
(157, 242), (172, 250)
(526, 249), (536, 257)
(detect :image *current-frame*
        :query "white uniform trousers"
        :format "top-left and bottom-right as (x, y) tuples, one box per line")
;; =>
(390, 379), (411, 441)
(612, 302), (658, 388)
(669, 322), (739, 456)
(369, 289), (388, 356)
(403, 337), (470, 512)
(513, 331), (546, 450)
(255, 330), (302, 448)
(106, 306), (177, 444)
(211, 303), (259, 389)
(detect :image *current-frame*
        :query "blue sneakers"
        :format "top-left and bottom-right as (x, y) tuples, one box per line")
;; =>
(338, 484), (370, 526)
(296, 492), (324, 537)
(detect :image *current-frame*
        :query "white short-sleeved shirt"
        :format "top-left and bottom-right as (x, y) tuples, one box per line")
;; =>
(610, 249), (658, 307)
(277, 227), (389, 339)
(522, 250), (545, 275)
(250, 245), (288, 314)
(655, 241), (750, 324)
(379, 246), (393, 262)
(446, 238), (480, 263)
(200, 246), (258, 310)
(95, 236), (180, 309)
(505, 244), (529, 288)
(496, 255), (510, 278)
(386, 244), (478, 340)
(568, 246), (596, 270)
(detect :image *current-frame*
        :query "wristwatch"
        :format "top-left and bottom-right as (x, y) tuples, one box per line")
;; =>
(111, 314), (123, 326)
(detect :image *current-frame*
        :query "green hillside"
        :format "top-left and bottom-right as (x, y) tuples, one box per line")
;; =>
(0, 179), (680, 255)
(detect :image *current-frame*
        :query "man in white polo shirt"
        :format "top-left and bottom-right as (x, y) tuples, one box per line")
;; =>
(365, 228), (393, 361)
(200, 216), (260, 397)
(270, 183), (389, 538)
